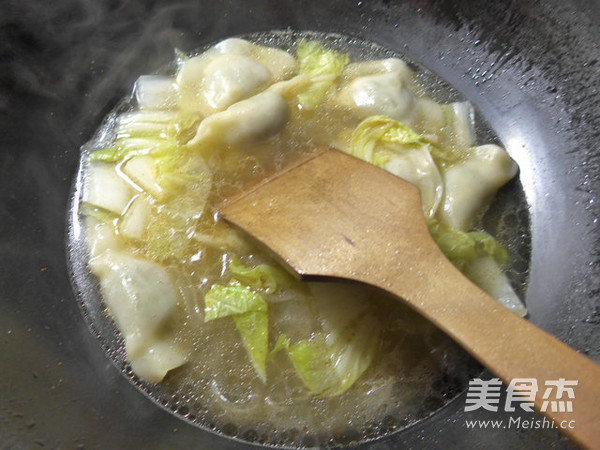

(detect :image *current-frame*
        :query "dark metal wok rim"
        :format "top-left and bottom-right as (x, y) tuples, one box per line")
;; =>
(0, 1), (598, 449)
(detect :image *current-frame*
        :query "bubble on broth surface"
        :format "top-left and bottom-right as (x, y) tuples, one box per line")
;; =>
(67, 29), (529, 447)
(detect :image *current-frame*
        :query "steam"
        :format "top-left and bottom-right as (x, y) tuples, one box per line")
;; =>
(0, 0), (258, 142)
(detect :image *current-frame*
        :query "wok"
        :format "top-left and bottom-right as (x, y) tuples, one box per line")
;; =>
(0, 0), (598, 448)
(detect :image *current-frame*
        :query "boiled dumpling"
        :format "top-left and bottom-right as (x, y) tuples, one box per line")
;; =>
(176, 38), (298, 115)
(212, 37), (253, 54)
(214, 38), (299, 81)
(335, 58), (416, 123)
(177, 53), (272, 115)
(126, 340), (188, 383)
(336, 72), (415, 123)
(340, 58), (413, 84)
(380, 145), (444, 218)
(203, 54), (272, 111)
(187, 90), (289, 148)
(175, 54), (212, 113)
(440, 144), (518, 230)
(90, 250), (187, 382)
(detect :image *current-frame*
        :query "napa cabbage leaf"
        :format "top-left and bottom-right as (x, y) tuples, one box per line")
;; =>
(204, 282), (269, 381)
(229, 258), (293, 294)
(426, 218), (508, 269)
(90, 251), (187, 383)
(89, 111), (198, 163)
(296, 40), (349, 110)
(268, 334), (291, 359)
(427, 220), (526, 315)
(204, 282), (268, 321)
(286, 312), (380, 397)
(350, 115), (444, 218)
(350, 115), (428, 164)
(233, 310), (268, 381)
(350, 114), (472, 170)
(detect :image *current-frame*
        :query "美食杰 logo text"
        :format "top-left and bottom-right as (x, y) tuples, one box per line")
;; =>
(463, 377), (577, 430)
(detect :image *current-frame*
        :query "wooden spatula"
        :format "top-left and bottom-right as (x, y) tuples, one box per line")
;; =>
(220, 147), (599, 449)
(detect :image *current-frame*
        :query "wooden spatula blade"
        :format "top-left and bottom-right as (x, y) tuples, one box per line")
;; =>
(220, 148), (433, 284)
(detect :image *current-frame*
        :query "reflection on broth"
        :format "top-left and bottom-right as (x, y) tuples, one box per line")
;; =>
(70, 31), (529, 447)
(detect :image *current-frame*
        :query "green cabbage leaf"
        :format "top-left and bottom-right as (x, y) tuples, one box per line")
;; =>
(427, 219), (526, 316)
(350, 115), (428, 165)
(229, 258), (293, 294)
(350, 115), (469, 168)
(268, 334), (291, 359)
(426, 218), (508, 269)
(296, 40), (349, 110)
(233, 311), (269, 381)
(204, 282), (267, 321)
(204, 282), (268, 381)
(89, 111), (198, 163)
(286, 312), (380, 396)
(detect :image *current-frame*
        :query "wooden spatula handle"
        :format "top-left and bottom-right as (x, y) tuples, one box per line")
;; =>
(377, 253), (600, 450)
